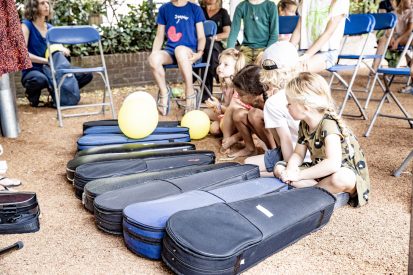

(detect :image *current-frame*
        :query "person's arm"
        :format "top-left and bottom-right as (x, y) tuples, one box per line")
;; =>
(284, 143), (306, 171)
(302, 14), (345, 57)
(289, 17), (301, 47)
(227, 6), (242, 48)
(21, 23), (48, 64)
(216, 26), (230, 41)
(391, 22), (413, 50)
(152, 24), (165, 52)
(276, 126), (295, 161)
(285, 134), (342, 182)
(189, 21), (206, 62)
(267, 3), (279, 46)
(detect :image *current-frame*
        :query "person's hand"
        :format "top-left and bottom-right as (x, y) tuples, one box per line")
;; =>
(62, 47), (71, 57)
(390, 39), (400, 51)
(280, 167), (301, 183)
(205, 97), (222, 113)
(189, 51), (203, 63)
(298, 53), (311, 72)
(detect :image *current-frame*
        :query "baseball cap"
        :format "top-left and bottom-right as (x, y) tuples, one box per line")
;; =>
(262, 41), (299, 70)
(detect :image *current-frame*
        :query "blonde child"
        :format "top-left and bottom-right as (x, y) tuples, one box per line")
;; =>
(204, 49), (248, 153)
(245, 41), (302, 175)
(274, 72), (370, 207)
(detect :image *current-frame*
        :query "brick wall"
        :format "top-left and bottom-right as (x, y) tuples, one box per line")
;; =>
(13, 52), (182, 98)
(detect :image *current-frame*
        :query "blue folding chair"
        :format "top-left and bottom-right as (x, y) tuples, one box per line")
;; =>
(46, 26), (116, 127)
(279, 16), (299, 36)
(328, 14), (376, 120)
(337, 13), (397, 109)
(163, 20), (217, 109)
(364, 30), (413, 137)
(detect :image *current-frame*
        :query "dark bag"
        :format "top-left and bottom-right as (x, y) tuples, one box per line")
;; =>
(162, 187), (336, 274)
(43, 51), (80, 106)
(0, 192), (40, 234)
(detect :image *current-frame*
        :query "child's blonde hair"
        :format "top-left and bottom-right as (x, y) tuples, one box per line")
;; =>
(260, 62), (298, 92)
(218, 48), (246, 76)
(286, 72), (350, 137)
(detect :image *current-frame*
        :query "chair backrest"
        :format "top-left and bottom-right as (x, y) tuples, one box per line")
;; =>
(344, 14), (375, 36)
(46, 26), (100, 45)
(204, 20), (217, 38)
(279, 16), (299, 35)
(371, 13), (397, 31)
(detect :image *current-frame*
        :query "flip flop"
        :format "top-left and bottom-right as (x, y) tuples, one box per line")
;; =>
(218, 155), (237, 161)
(0, 177), (21, 187)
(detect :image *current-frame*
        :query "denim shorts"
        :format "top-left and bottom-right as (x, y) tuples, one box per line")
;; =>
(164, 46), (201, 65)
(298, 50), (339, 69)
(264, 148), (283, 172)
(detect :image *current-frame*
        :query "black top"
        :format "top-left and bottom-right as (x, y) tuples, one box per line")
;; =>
(202, 7), (231, 34)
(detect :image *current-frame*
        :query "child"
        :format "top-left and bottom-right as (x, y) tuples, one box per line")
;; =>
(278, 0), (298, 41)
(289, 0), (349, 72)
(204, 48), (246, 136)
(149, 0), (206, 115)
(228, 65), (276, 158)
(275, 72), (370, 207)
(227, 0), (278, 64)
(245, 41), (303, 176)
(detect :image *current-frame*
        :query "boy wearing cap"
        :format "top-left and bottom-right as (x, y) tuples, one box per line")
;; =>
(245, 41), (308, 175)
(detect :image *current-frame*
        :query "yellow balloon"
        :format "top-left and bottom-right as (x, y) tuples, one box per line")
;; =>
(181, 110), (210, 140)
(118, 96), (159, 139)
(124, 91), (156, 109)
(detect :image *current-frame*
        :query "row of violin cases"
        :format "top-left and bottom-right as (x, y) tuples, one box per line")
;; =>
(77, 120), (190, 150)
(65, 120), (337, 274)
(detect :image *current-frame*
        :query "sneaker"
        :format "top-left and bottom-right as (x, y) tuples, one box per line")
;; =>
(334, 192), (350, 209)
(399, 86), (413, 94)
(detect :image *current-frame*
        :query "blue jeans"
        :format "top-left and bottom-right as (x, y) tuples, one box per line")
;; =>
(22, 69), (93, 107)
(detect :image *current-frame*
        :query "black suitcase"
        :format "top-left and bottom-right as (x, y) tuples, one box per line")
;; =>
(73, 150), (215, 199)
(0, 192), (40, 234)
(83, 120), (180, 133)
(162, 187), (336, 275)
(75, 142), (195, 158)
(93, 164), (260, 235)
(82, 163), (238, 213)
(66, 143), (196, 181)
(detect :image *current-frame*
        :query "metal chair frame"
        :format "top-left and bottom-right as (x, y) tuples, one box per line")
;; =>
(327, 14), (376, 120)
(46, 25), (116, 127)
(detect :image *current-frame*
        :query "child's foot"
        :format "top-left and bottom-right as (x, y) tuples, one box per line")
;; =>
(222, 134), (241, 150)
(228, 147), (257, 158)
(399, 86), (413, 94)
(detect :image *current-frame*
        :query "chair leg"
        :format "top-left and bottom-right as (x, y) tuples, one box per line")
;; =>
(364, 89), (388, 137)
(393, 150), (413, 177)
(334, 73), (368, 119)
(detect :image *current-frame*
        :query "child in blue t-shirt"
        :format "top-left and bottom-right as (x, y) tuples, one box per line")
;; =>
(149, 0), (206, 116)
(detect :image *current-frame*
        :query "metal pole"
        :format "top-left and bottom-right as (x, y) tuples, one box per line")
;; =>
(0, 73), (20, 138)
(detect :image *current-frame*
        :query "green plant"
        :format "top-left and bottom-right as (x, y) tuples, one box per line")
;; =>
(350, 0), (380, 14)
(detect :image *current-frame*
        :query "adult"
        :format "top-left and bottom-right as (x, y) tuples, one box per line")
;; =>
(199, 0), (231, 102)
(149, 0), (206, 115)
(227, 0), (278, 65)
(290, 0), (349, 73)
(21, 0), (93, 107)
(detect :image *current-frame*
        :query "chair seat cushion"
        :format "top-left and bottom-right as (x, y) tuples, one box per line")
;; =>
(339, 54), (382, 59)
(377, 67), (411, 75)
(327, 64), (356, 72)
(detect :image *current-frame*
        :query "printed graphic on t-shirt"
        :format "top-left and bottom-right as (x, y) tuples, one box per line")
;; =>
(167, 26), (182, 42)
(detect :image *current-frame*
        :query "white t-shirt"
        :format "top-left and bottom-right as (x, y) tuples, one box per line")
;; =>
(298, 0), (349, 51)
(263, 90), (299, 144)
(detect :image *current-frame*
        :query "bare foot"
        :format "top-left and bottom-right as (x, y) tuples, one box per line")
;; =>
(222, 133), (242, 150)
(219, 147), (231, 155)
(228, 147), (257, 158)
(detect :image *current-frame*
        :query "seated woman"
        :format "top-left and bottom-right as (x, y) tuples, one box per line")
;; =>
(199, 0), (231, 102)
(21, 0), (92, 107)
(290, 0), (349, 73)
(149, 0), (206, 115)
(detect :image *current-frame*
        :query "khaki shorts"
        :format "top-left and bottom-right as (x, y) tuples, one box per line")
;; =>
(240, 46), (265, 65)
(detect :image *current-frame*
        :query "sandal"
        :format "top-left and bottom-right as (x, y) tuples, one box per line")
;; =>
(157, 87), (171, 116)
(0, 177), (21, 187)
(184, 90), (198, 114)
